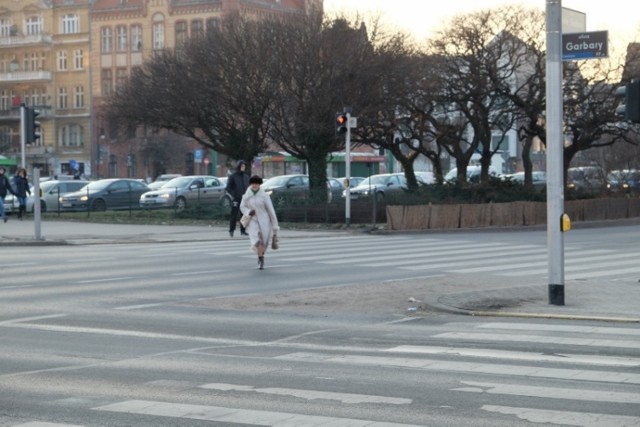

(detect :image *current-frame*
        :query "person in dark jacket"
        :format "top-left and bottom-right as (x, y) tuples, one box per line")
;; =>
(13, 167), (30, 220)
(226, 160), (249, 237)
(0, 167), (16, 223)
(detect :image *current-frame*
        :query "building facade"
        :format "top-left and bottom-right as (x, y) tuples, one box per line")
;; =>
(0, 0), (317, 179)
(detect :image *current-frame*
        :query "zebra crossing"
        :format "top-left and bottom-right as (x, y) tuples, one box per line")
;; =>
(202, 234), (640, 281)
(5, 318), (639, 426)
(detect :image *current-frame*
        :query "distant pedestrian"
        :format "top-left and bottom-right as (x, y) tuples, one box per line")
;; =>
(226, 160), (249, 237)
(13, 168), (30, 220)
(0, 167), (16, 223)
(240, 175), (279, 270)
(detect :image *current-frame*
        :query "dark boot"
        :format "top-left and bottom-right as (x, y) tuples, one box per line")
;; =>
(258, 256), (264, 270)
(18, 206), (23, 220)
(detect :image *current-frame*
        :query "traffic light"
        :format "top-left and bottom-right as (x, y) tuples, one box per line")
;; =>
(615, 80), (640, 123)
(24, 106), (41, 144)
(335, 112), (348, 135)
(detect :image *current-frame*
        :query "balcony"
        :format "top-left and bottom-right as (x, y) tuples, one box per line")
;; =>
(0, 71), (52, 82)
(0, 33), (53, 47)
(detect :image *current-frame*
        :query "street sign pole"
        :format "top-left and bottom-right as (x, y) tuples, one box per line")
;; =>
(546, 0), (565, 305)
(344, 108), (352, 227)
(20, 104), (27, 168)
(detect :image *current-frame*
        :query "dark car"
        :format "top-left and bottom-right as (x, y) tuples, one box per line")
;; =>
(566, 166), (606, 194)
(262, 174), (310, 205)
(59, 178), (150, 211)
(607, 169), (640, 194)
(503, 171), (546, 191)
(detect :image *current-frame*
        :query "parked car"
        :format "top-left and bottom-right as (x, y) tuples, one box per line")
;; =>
(262, 174), (310, 205)
(147, 174), (182, 190)
(326, 177), (346, 203)
(566, 166), (606, 194)
(344, 173), (408, 201)
(607, 169), (640, 194)
(338, 176), (365, 188)
(14, 180), (90, 213)
(445, 166), (499, 182)
(503, 171), (546, 191)
(139, 175), (228, 210)
(415, 171), (436, 185)
(59, 178), (150, 211)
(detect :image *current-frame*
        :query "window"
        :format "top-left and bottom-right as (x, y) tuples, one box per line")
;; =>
(61, 14), (79, 34)
(0, 18), (12, 37)
(115, 68), (127, 92)
(175, 21), (187, 48)
(58, 87), (68, 109)
(73, 49), (83, 69)
(130, 24), (142, 51)
(116, 26), (127, 52)
(59, 124), (84, 147)
(101, 27), (112, 53)
(0, 90), (9, 110)
(26, 16), (42, 35)
(191, 20), (203, 37)
(152, 14), (165, 50)
(101, 69), (112, 96)
(206, 18), (219, 33)
(23, 52), (39, 71)
(57, 51), (67, 71)
(74, 86), (84, 108)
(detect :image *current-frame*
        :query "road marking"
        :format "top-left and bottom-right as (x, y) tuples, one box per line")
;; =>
(477, 322), (640, 336)
(199, 383), (412, 404)
(454, 381), (640, 404)
(75, 277), (134, 284)
(171, 270), (223, 276)
(388, 345), (640, 367)
(13, 423), (84, 427)
(0, 262), (38, 268)
(275, 352), (640, 384)
(93, 399), (422, 426)
(433, 332), (640, 349)
(481, 405), (640, 427)
(0, 314), (67, 325)
(113, 303), (167, 310)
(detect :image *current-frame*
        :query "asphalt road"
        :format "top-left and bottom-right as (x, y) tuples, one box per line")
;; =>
(0, 231), (639, 426)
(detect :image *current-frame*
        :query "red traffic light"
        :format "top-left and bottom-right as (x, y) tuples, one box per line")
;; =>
(335, 113), (348, 134)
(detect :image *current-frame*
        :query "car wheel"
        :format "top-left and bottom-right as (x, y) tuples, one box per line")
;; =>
(375, 192), (385, 202)
(91, 199), (107, 211)
(175, 197), (187, 211)
(274, 195), (287, 208)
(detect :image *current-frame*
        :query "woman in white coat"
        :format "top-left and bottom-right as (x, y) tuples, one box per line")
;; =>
(240, 175), (280, 269)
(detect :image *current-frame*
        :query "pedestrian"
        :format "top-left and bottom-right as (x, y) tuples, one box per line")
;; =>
(13, 167), (30, 220)
(0, 167), (16, 223)
(240, 175), (279, 270)
(226, 160), (249, 237)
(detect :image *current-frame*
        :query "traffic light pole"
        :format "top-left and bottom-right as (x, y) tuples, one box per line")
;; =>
(20, 104), (27, 168)
(345, 111), (351, 227)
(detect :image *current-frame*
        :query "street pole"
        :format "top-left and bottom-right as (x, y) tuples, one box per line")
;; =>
(343, 107), (352, 227)
(20, 104), (26, 168)
(546, 0), (565, 305)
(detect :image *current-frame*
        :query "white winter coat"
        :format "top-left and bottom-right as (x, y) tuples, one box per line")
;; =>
(240, 186), (279, 253)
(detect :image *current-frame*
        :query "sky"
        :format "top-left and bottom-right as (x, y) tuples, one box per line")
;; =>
(323, 1), (639, 53)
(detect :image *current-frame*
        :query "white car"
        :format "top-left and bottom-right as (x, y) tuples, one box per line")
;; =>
(140, 175), (228, 210)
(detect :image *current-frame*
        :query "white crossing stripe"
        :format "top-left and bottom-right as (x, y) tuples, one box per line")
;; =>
(454, 381), (640, 404)
(476, 322), (640, 336)
(199, 383), (411, 404)
(388, 345), (640, 367)
(12, 423), (84, 427)
(432, 332), (640, 349)
(481, 405), (640, 427)
(93, 399), (422, 426)
(275, 352), (640, 384)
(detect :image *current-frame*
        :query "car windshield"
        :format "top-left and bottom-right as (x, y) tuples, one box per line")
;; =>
(359, 175), (390, 186)
(84, 180), (112, 191)
(263, 176), (294, 187)
(162, 177), (193, 189)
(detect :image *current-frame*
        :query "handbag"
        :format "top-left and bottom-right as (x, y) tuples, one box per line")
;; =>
(271, 232), (279, 250)
(240, 213), (252, 228)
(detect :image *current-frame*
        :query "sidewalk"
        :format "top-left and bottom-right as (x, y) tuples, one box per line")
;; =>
(1, 218), (638, 323)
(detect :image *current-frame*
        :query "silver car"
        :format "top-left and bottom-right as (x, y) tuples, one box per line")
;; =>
(139, 175), (227, 210)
